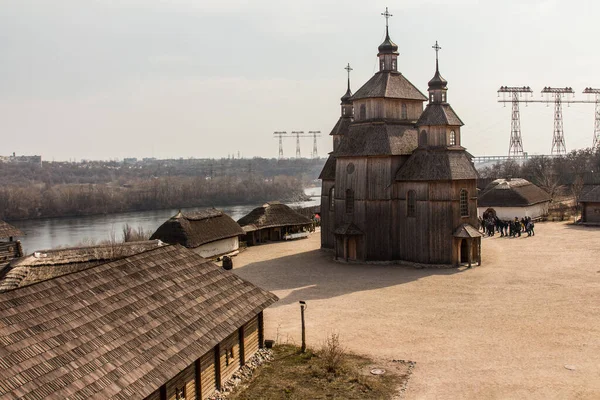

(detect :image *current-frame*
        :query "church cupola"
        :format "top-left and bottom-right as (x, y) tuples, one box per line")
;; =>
(340, 63), (354, 118)
(427, 41), (448, 104)
(377, 7), (398, 72)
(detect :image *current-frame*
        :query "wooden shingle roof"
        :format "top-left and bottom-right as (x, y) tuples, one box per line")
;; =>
(0, 240), (166, 292)
(416, 103), (464, 126)
(334, 123), (418, 157)
(237, 202), (312, 230)
(150, 209), (244, 249)
(0, 245), (277, 399)
(453, 224), (483, 238)
(478, 178), (551, 207)
(580, 184), (600, 202)
(0, 220), (24, 239)
(351, 72), (427, 102)
(329, 117), (352, 136)
(318, 155), (336, 181)
(395, 149), (478, 181)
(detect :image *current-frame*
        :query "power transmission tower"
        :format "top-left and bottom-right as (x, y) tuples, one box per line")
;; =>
(542, 87), (574, 156)
(308, 131), (321, 158)
(497, 86), (533, 157)
(273, 131), (287, 159)
(292, 131), (304, 158)
(584, 88), (600, 149)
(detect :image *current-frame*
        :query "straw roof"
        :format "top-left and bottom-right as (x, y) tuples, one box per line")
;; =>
(0, 220), (24, 239)
(0, 245), (278, 399)
(395, 148), (478, 181)
(318, 155), (336, 180)
(0, 240), (165, 292)
(334, 122), (418, 157)
(237, 202), (312, 230)
(580, 184), (600, 202)
(478, 178), (551, 207)
(351, 71), (428, 101)
(150, 209), (244, 249)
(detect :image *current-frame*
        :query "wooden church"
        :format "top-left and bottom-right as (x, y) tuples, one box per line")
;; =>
(320, 9), (482, 267)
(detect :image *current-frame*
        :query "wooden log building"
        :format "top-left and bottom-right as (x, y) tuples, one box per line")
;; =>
(320, 19), (481, 267)
(0, 245), (277, 399)
(579, 184), (600, 224)
(150, 209), (245, 258)
(237, 202), (313, 246)
(0, 220), (24, 265)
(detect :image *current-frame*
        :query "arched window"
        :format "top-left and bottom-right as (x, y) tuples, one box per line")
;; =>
(392, 59), (396, 70)
(401, 103), (408, 119)
(359, 104), (366, 120)
(329, 187), (335, 211)
(450, 130), (456, 146)
(442, 92), (447, 102)
(460, 189), (469, 217)
(380, 60), (385, 71)
(419, 130), (428, 146)
(346, 189), (354, 213)
(407, 190), (416, 217)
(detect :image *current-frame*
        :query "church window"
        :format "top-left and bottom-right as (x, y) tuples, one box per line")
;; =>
(346, 189), (354, 214)
(430, 93), (434, 102)
(450, 131), (456, 146)
(460, 189), (469, 217)
(380, 60), (385, 70)
(407, 190), (416, 217)
(342, 108), (346, 116)
(442, 92), (447, 102)
(360, 104), (366, 120)
(419, 130), (427, 146)
(329, 187), (335, 211)
(401, 103), (407, 119)
(392, 59), (396, 70)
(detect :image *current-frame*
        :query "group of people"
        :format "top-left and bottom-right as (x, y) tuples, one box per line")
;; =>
(479, 216), (535, 238)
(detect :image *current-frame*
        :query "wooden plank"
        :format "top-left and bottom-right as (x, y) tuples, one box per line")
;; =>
(219, 331), (241, 384)
(165, 363), (196, 400)
(244, 316), (259, 362)
(200, 350), (217, 400)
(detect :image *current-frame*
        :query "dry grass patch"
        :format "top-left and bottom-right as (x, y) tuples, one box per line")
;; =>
(229, 344), (405, 400)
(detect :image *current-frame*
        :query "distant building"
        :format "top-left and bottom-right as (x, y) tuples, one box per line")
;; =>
(123, 157), (138, 164)
(477, 178), (551, 220)
(579, 185), (600, 224)
(237, 202), (313, 245)
(0, 152), (42, 167)
(0, 239), (165, 292)
(150, 209), (245, 258)
(320, 17), (481, 267)
(0, 245), (277, 399)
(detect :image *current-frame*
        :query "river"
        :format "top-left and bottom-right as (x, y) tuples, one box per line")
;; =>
(11, 187), (322, 254)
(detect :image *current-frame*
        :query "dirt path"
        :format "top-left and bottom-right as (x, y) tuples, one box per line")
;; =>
(233, 223), (600, 399)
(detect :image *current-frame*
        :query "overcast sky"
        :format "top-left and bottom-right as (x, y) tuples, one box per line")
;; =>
(1, 0), (598, 161)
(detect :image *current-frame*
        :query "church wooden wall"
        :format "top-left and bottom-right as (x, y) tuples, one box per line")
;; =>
(320, 180), (335, 249)
(418, 125), (461, 147)
(353, 98), (423, 122)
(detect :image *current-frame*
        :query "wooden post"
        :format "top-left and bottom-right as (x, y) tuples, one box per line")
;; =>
(238, 326), (245, 367)
(300, 301), (307, 353)
(194, 358), (201, 399)
(467, 240), (473, 268)
(258, 311), (264, 348)
(478, 238), (482, 266)
(214, 344), (221, 391)
(159, 384), (167, 400)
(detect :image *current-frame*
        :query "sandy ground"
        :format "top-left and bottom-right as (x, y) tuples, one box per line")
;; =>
(232, 222), (600, 399)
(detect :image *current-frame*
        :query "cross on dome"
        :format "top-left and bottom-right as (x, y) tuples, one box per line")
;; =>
(381, 7), (393, 28)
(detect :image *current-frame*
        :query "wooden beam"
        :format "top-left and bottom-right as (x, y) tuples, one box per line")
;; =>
(159, 384), (167, 400)
(214, 344), (222, 391)
(258, 311), (264, 348)
(195, 358), (201, 400)
(239, 326), (245, 367)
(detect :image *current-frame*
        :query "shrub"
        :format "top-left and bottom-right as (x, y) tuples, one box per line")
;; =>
(319, 333), (346, 374)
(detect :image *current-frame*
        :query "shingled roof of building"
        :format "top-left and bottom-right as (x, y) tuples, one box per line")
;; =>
(579, 184), (600, 202)
(318, 155), (336, 180)
(416, 103), (464, 126)
(351, 72), (428, 102)
(334, 123), (418, 157)
(395, 149), (478, 181)
(150, 209), (244, 249)
(329, 117), (352, 136)
(0, 220), (24, 239)
(478, 178), (551, 207)
(0, 245), (278, 399)
(237, 202), (312, 230)
(0, 240), (165, 292)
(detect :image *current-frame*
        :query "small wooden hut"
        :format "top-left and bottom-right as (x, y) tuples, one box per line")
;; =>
(150, 209), (245, 258)
(0, 245), (278, 399)
(237, 202), (313, 246)
(0, 220), (24, 263)
(0, 239), (165, 292)
(477, 178), (551, 220)
(579, 184), (600, 224)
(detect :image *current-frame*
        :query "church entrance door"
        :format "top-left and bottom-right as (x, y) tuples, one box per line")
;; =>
(460, 239), (468, 264)
(348, 237), (357, 260)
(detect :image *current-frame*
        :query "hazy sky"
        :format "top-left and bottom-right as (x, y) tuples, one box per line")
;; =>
(1, 0), (599, 161)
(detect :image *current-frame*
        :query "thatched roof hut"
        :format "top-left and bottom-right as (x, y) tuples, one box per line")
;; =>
(0, 220), (24, 239)
(478, 178), (551, 220)
(0, 245), (278, 399)
(0, 240), (165, 292)
(151, 209), (244, 248)
(237, 202), (313, 245)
